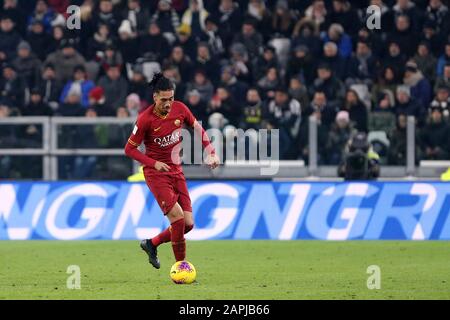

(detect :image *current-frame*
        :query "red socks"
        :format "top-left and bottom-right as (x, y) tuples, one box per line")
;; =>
(171, 219), (186, 261)
(151, 224), (194, 247)
(151, 227), (171, 247)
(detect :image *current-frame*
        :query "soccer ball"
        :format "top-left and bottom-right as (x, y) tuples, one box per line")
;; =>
(170, 261), (196, 284)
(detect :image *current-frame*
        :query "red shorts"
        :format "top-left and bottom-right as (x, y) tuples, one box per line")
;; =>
(144, 172), (192, 215)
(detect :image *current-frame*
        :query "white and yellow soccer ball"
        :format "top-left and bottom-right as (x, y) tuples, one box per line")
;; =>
(170, 261), (196, 284)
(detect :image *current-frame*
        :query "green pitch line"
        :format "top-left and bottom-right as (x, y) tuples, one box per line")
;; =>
(0, 241), (449, 300)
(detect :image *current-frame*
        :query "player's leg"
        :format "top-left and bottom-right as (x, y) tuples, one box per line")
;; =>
(183, 211), (194, 234)
(166, 203), (186, 262)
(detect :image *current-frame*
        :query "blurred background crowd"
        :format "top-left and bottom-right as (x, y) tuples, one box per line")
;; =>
(1, 0), (450, 179)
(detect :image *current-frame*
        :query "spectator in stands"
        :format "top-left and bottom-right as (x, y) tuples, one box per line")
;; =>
(164, 45), (193, 82)
(305, 91), (337, 129)
(12, 41), (41, 88)
(343, 89), (368, 133)
(288, 77), (309, 112)
(320, 41), (347, 80)
(403, 60), (432, 109)
(271, 0), (295, 37)
(424, 0), (450, 38)
(232, 18), (263, 61)
(346, 39), (377, 87)
(240, 88), (264, 130)
(121, 0), (149, 36)
(384, 40), (409, 78)
(162, 64), (185, 100)
(228, 42), (252, 84)
(185, 69), (214, 103)
(322, 23), (352, 59)
(0, 14), (22, 63)
(181, 0), (209, 41)
(311, 62), (346, 107)
(117, 20), (139, 64)
(220, 65), (248, 104)
(138, 21), (170, 62)
(387, 14), (418, 58)
(265, 87), (302, 159)
(304, 0), (328, 32)
(26, 19), (52, 61)
(253, 45), (279, 84)
(420, 106), (450, 160)
(392, 0), (424, 33)
(430, 84), (450, 120)
(394, 85), (426, 126)
(326, 110), (356, 165)
(371, 66), (400, 107)
(186, 88), (208, 124)
(37, 63), (61, 110)
(211, 0), (242, 49)
(199, 16), (224, 58)
(329, 0), (361, 38)
(174, 23), (197, 61)
(21, 88), (52, 116)
(286, 44), (316, 85)
(46, 25), (65, 55)
(124, 93), (144, 118)
(257, 67), (281, 100)
(128, 64), (151, 104)
(434, 62), (450, 92)
(45, 38), (86, 83)
(387, 113), (409, 165)
(98, 64), (128, 111)
(2, 0), (27, 36)
(91, 0), (120, 36)
(151, 0), (181, 43)
(194, 42), (220, 85)
(413, 41), (437, 82)
(0, 63), (25, 107)
(292, 18), (322, 58)
(208, 86), (240, 127)
(420, 19), (444, 58)
(88, 86), (114, 116)
(371, 89), (397, 133)
(27, 0), (63, 33)
(437, 41), (450, 77)
(86, 22), (113, 61)
(246, 0), (272, 40)
(60, 65), (95, 109)
(57, 88), (84, 117)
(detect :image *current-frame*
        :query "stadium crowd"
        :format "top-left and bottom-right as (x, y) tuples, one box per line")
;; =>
(1, 0), (450, 178)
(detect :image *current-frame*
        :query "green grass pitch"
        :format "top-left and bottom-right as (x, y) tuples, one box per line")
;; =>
(1, 241), (449, 300)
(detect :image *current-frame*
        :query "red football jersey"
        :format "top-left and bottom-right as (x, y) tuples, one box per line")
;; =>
(127, 101), (196, 176)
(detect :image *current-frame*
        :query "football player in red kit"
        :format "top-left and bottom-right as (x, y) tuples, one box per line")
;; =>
(125, 73), (219, 269)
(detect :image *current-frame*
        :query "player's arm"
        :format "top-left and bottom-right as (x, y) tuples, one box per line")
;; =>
(124, 118), (170, 172)
(183, 103), (219, 169)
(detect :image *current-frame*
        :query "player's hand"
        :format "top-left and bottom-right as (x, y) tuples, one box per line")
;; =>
(206, 153), (220, 170)
(154, 161), (171, 172)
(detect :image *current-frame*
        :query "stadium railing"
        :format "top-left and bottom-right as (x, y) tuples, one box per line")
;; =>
(0, 116), (448, 180)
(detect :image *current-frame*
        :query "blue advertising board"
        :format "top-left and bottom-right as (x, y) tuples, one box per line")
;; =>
(0, 181), (449, 240)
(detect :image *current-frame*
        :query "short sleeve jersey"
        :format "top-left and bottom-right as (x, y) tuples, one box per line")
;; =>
(127, 101), (197, 176)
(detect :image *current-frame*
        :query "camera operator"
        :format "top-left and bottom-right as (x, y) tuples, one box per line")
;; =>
(338, 132), (380, 180)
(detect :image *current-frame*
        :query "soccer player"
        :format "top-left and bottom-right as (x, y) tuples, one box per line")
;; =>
(125, 73), (219, 269)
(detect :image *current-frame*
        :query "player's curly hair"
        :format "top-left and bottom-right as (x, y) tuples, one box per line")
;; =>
(149, 72), (174, 93)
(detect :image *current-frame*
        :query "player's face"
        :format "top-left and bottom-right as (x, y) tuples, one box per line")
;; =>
(154, 90), (175, 116)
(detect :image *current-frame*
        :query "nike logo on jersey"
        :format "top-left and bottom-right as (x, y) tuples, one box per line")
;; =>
(154, 126), (162, 132)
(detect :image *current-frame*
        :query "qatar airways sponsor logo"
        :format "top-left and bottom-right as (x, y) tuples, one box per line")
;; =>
(154, 131), (181, 148)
